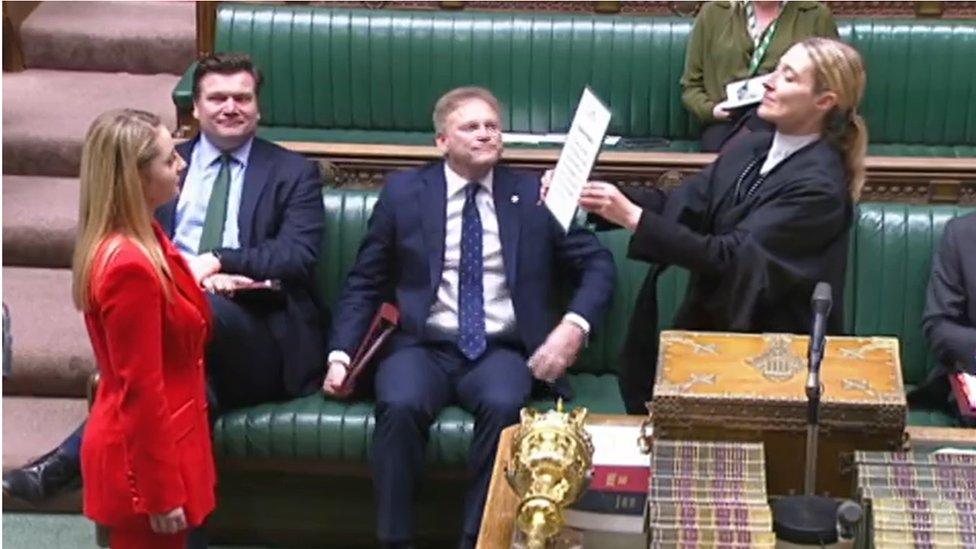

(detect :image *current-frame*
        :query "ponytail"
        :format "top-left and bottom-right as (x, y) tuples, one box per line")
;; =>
(823, 107), (868, 201)
(798, 37), (868, 202)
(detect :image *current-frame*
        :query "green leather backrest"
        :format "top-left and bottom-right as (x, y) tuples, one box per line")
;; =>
(851, 203), (975, 386)
(318, 191), (975, 382)
(838, 20), (976, 146)
(213, 4), (976, 146)
(215, 4), (698, 139)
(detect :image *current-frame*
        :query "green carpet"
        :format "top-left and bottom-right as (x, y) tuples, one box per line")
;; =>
(3, 513), (93, 549)
(2, 513), (264, 548)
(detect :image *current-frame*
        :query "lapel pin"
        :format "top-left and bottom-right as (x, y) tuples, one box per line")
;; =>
(511, 194), (520, 204)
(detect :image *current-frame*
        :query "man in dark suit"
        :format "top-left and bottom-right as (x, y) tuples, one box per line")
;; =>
(323, 87), (615, 548)
(160, 53), (326, 409)
(3, 53), (326, 509)
(917, 212), (976, 425)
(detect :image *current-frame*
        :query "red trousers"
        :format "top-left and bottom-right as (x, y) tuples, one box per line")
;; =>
(109, 524), (187, 549)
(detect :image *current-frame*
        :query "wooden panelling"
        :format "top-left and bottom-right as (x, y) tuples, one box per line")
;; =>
(1, 1), (37, 72)
(277, 140), (976, 204)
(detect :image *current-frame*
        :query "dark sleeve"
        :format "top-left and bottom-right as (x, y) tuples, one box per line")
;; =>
(588, 165), (714, 231)
(630, 170), (850, 327)
(327, 180), (398, 355)
(552, 219), (617, 332)
(922, 219), (976, 374)
(218, 159), (324, 283)
(586, 186), (666, 231)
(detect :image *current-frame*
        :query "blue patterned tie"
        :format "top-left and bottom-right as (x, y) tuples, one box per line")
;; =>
(457, 182), (487, 361)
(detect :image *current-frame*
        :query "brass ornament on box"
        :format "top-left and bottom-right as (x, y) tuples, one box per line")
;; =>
(505, 400), (594, 549)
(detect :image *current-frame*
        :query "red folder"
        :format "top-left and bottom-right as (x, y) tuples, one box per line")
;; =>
(949, 370), (976, 422)
(334, 303), (400, 398)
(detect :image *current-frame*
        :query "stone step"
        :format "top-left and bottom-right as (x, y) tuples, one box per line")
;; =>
(21, 1), (195, 75)
(2, 267), (93, 398)
(2, 70), (179, 177)
(3, 176), (78, 269)
(1, 396), (87, 513)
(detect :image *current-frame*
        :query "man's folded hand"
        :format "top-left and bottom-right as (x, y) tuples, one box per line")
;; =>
(527, 321), (586, 383)
(322, 361), (349, 396)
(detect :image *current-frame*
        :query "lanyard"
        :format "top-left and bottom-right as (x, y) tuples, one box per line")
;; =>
(745, 1), (782, 76)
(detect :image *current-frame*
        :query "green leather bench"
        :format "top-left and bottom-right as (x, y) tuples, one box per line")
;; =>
(174, 4), (976, 157)
(216, 192), (971, 467)
(204, 191), (971, 544)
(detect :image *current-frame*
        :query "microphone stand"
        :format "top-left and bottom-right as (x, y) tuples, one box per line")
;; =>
(772, 283), (850, 545)
(803, 348), (822, 496)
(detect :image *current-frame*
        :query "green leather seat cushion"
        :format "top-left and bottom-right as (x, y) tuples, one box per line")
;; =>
(213, 373), (624, 464)
(213, 193), (971, 464)
(907, 408), (963, 427)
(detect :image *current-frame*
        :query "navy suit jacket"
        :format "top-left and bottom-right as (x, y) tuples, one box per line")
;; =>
(916, 212), (976, 411)
(329, 161), (615, 398)
(157, 136), (326, 397)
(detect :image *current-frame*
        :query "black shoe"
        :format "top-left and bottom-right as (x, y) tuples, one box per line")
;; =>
(2, 447), (81, 504)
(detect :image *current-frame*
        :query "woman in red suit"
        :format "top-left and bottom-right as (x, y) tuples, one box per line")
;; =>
(72, 109), (215, 548)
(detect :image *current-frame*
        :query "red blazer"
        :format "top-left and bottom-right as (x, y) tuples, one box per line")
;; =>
(81, 223), (215, 527)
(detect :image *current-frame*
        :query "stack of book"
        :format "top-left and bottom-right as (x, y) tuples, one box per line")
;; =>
(647, 440), (775, 548)
(854, 450), (976, 548)
(563, 423), (651, 547)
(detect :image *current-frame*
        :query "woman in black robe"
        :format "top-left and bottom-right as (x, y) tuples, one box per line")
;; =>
(579, 38), (868, 413)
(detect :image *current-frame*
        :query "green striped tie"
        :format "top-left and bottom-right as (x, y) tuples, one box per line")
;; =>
(198, 154), (232, 254)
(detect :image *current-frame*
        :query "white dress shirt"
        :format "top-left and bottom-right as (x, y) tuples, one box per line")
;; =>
(425, 164), (516, 337)
(760, 131), (820, 176)
(327, 163), (589, 367)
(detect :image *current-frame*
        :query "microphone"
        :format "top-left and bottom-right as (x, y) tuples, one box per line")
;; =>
(807, 282), (833, 377)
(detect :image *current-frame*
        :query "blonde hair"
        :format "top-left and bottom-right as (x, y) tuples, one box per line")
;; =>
(798, 37), (869, 201)
(72, 109), (171, 311)
(432, 86), (502, 134)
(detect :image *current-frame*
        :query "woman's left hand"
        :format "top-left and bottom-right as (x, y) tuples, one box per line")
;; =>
(579, 182), (643, 231)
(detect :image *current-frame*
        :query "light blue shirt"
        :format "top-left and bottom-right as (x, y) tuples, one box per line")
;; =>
(173, 134), (252, 258)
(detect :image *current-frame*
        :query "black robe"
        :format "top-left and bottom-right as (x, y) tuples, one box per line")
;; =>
(606, 131), (853, 414)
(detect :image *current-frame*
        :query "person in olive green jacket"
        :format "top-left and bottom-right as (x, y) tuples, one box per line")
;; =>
(681, 1), (838, 151)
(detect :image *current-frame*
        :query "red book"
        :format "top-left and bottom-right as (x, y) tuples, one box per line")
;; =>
(334, 303), (399, 398)
(590, 465), (651, 494)
(949, 371), (976, 422)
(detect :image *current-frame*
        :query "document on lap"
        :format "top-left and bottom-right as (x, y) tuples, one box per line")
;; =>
(233, 279), (281, 292)
(950, 371), (976, 420)
(544, 87), (612, 232)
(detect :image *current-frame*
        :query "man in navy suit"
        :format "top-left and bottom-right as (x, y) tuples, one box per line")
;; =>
(918, 212), (976, 426)
(3, 54), (326, 518)
(323, 87), (615, 548)
(160, 53), (326, 410)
